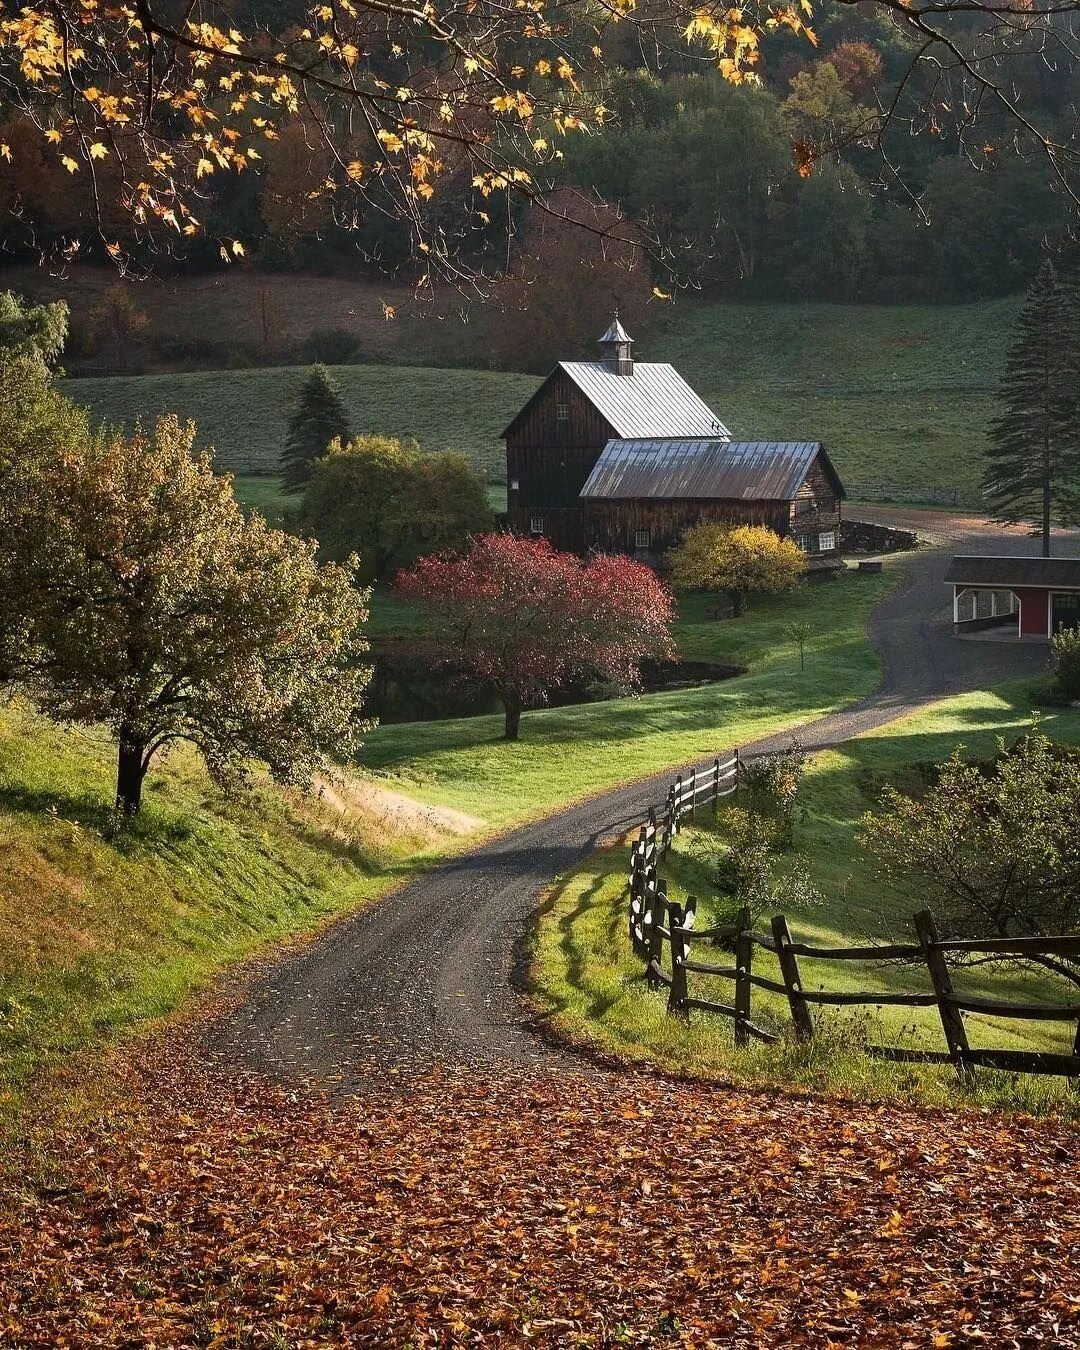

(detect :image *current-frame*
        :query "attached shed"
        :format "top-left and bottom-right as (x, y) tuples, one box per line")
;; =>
(944, 555), (1080, 641)
(580, 438), (845, 566)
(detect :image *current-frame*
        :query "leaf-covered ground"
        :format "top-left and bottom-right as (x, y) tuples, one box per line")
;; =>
(3, 1022), (1079, 1348)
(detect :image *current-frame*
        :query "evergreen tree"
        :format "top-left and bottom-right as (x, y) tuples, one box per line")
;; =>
(983, 262), (1080, 555)
(281, 364), (351, 491)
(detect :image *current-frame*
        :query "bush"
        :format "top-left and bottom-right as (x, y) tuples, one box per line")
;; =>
(301, 328), (361, 365)
(738, 740), (808, 848)
(1049, 627), (1080, 702)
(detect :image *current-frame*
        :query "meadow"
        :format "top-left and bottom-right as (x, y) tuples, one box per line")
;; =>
(67, 296), (1018, 504)
(532, 684), (1080, 1113)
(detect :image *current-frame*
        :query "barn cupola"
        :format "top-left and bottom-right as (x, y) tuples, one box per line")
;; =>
(598, 313), (634, 376)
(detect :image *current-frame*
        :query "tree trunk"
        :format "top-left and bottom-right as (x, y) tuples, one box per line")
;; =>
(116, 733), (147, 815)
(729, 589), (745, 618)
(502, 696), (522, 742)
(1043, 477), (1052, 557)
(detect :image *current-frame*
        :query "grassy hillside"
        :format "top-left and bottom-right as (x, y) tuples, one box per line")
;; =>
(66, 297), (1018, 503)
(67, 365), (538, 483)
(533, 684), (1080, 1113)
(0, 706), (462, 1107)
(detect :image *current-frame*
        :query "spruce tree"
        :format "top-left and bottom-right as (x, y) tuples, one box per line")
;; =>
(983, 261), (1080, 556)
(281, 364), (351, 491)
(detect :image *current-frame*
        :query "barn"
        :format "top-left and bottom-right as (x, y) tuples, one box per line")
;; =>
(503, 317), (845, 566)
(945, 555), (1080, 640)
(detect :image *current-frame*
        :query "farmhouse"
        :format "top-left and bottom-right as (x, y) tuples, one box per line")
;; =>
(503, 317), (845, 566)
(946, 555), (1080, 641)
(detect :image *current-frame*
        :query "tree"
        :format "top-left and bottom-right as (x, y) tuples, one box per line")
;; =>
(395, 534), (675, 740)
(86, 284), (150, 373)
(859, 728), (1080, 988)
(490, 189), (651, 373)
(0, 290), (68, 366)
(668, 523), (806, 617)
(1, 0), (1072, 281)
(282, 365), (351, 492)
(302, 435), (493, 580)
(0, 414), (370, 814)
(983, 262), (1080, 555)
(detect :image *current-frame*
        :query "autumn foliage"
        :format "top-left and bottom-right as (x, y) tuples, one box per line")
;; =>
(395, 534), (675, 739)
(668, 522), (806, 616)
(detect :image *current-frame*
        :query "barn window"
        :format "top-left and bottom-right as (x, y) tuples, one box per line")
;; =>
(556, 403), (570, 423)
(509, 477), (520, 491)
(634, 529), (651, 550)
(793, 497), (816, 518)
(796, 535), (813, 553)
(529, 515), (544, 535)
(818, 531), (837, 552)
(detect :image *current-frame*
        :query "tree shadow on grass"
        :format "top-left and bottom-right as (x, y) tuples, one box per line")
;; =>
(540, 863), (634, 1024)
(0, 779), (198, 854)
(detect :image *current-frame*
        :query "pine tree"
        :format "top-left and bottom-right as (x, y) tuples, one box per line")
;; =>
(281, 364), (351, 491)
(983, 261), (1080, 556)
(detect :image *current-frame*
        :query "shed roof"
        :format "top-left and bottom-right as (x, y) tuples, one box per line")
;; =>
(580, 438), (841, 503)
(502, 362), (728, 440)
(944, 555), (1080, 589)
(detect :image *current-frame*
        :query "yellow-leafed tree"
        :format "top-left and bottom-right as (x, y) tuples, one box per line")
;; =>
(668, 523), (806, 617)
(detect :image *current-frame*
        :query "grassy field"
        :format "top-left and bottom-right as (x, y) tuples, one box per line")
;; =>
(66, 297), (1018, 502)
(0, 705), (454, 1108)
(359, 564), (900, 824)
(532, 684), (1080, 1113)
(68, 366), (538, 483)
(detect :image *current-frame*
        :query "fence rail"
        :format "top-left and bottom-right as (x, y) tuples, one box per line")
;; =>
(846, 479), (967, 507)
(626, 763), (1080, 1083)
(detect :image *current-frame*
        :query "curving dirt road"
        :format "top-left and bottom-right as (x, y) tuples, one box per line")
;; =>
(214, 511), (1075, 1088)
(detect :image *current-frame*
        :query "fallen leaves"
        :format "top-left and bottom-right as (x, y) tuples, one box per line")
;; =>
(1, 1028), (1079, 1347)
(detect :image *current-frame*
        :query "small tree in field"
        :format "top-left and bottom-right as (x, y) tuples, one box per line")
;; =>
(395, 534), (676, 741)
(0, 414), (370, 814)
(282, 364), (351, 491)
(668, 523), (806, 617)
(859, 728), (1080, 988)
(303, 435), (493, 580)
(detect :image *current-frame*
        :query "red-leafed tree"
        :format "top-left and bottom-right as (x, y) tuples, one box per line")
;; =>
(395, 534), (676, 741)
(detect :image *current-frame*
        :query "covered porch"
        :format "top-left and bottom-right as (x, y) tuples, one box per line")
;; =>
(945, 555), (1080, 643)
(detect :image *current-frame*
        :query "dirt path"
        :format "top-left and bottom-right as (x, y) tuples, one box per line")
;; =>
(212, 511), (1077, 1088)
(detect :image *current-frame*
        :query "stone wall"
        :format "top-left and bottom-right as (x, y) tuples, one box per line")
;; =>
(840, 518), (920, 555)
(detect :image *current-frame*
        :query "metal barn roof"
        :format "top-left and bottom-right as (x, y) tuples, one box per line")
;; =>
(580, 439), (833, 502)
(501, 361), (728, 441)
(559, 363), (727, 439)
(944, 555), (1080, 589)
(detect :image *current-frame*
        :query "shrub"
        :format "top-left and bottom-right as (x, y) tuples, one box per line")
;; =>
(738, 740), (808, 848)
(1049, 627), (1080, 702)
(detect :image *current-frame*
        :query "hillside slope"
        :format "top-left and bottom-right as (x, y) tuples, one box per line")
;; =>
(0, 706), (468, 1106)
(64, 297), (1018, 502)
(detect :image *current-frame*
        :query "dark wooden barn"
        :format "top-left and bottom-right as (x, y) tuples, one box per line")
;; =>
(502, 317), (845, 565)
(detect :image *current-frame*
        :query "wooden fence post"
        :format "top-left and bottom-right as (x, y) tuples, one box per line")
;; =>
(646, 879), (668, 988)
(713, 758), (721, 813)
(771, 914), (814, 1042)
(667, 897), (690, 1019)
(914, 908), (973, 1083)
(734, 906), (753, 1049)
(628, 830), (647, 958)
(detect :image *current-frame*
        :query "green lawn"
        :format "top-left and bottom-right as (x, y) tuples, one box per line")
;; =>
(65, 297), (1018, 504)
(359, 564), (900, 826)
(531, 684), (1080, 1114)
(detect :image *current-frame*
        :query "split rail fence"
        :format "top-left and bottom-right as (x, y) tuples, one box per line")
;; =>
(627, 756), (1080, 1083)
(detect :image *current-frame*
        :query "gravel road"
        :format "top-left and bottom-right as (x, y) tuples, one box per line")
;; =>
(213, 512), (1075, 1088)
